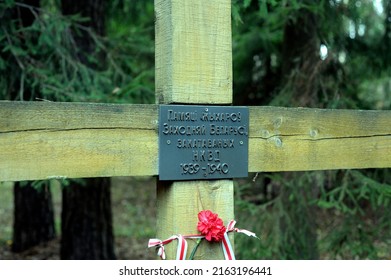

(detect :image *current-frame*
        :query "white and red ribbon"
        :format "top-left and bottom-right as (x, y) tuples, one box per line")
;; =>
(222, 220), (259, 260)
(221, 231), (235, 260)
(147, 235), (178, 260)
(148, 220), (257, 260)
(226, 220), (258, 238)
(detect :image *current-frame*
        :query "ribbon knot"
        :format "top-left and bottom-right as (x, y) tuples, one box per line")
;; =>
(226, 220), (258, 238)
(148, 235), (185, 260)
(148, 220), (257, 260)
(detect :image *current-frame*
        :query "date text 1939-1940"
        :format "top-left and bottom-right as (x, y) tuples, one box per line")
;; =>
(159, 105), (249, 181)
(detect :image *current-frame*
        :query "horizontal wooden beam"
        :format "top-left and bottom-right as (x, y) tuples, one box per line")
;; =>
(1, 101), (390, 181)
(0, 101), (158, 181)
(248, 106), (391, 172)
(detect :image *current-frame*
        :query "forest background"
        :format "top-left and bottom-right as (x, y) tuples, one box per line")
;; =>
(0, 0), (390, 259)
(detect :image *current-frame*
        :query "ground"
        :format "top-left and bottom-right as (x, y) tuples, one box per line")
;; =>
(0, 177), (157, 260)
(0, 236), (155, 260)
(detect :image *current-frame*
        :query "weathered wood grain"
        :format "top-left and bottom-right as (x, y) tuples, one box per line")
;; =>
(249, 106), (391, 172)
(155, 0), (232, 104)
(154, 0), (234, 260)
(0, 101), (158, 181)
(1, 102), (390, 182)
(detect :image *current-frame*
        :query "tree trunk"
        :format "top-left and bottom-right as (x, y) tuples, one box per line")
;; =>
(60, 0), (116, 260)
(278, 0), (321, 259)
(61, 178), (115, 259)
(281, 1), (320, 107)
(12, 182), (56, 252)
(10, 0), (57, 253)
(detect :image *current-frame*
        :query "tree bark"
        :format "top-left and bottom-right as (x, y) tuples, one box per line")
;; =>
(61, 178), (115, 259)
(60, 0), (116, 260)
(12, 182), (56, 252)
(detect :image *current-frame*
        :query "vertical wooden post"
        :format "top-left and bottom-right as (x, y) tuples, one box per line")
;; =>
(155, 0), (233, 259)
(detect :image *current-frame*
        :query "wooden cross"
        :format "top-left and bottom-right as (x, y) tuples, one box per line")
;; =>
(1, 0), (390, 260)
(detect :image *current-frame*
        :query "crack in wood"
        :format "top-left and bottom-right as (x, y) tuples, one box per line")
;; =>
(251, 134), (391, 141)
(0, 127), (156, 134)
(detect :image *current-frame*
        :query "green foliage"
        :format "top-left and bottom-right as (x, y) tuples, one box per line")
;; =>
(0, 0), (155, 103)
(232, 0), (391, 259)
(317, 170), (391, 259)
(235, 170), (391, 259)
(1, 0), (390, 260)
(105, 0), (155, 104)
(0, 1), (156, 256)
(232, 0), (390, 109)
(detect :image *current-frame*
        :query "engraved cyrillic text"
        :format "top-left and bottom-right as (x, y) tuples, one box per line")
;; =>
(159, 105), (248, 180)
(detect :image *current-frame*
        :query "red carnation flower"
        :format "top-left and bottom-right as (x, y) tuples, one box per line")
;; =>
(197, 210), (226, 242)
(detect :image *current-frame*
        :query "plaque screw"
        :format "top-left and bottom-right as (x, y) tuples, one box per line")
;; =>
(167, 140), (171, 145)
(205, 108), (208, 112)
(240, 141), (243, 145)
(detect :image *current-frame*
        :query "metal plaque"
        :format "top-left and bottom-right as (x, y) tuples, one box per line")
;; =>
(159, 105), (249, 180)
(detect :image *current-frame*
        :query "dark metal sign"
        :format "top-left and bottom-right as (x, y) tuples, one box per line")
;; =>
(159, 105), (249, 180)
